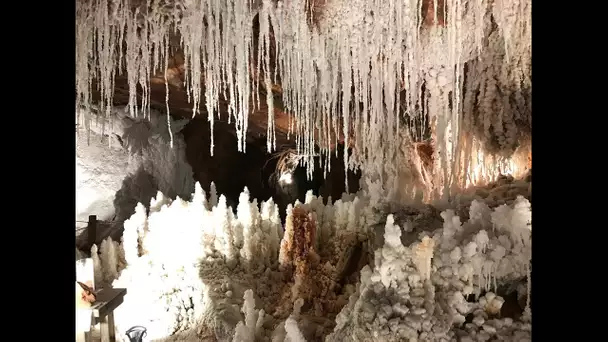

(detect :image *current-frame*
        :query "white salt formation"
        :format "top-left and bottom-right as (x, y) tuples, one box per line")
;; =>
(328, 199), (531, 341)
(76, 118), (129, 223)
(76, 104), (194, 230)
(75, 0), (531, 200)
(113, 106), (195, 224)
(77, 0), (532, 340)
(89, 172), (531, 341)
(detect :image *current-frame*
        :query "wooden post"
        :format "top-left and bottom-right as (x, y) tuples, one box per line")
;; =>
(100, 312), (116, 342)
(88, 215), (97, 248)
(92, 288), (127, 342)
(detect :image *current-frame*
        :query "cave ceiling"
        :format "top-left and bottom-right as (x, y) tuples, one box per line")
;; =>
(86, 0), (446, 151)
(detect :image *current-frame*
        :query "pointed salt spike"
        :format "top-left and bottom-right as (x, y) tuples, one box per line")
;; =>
(193, 182), (207, 205)
(194, 182), (202, 196)
(384, 215), (403, 249)
(218, 194), (227, 208)
(135, 203), (146, 215)
(210, 182), (218, 207)
(260, 200), (270, 219)
(305, 190), (315, 204)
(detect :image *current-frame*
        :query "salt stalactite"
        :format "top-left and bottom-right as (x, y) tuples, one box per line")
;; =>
(76, 0), (531, 200)
(124, 7), (141, 118)
(259, 0), (276, 153)
(75, 0), (94, 139)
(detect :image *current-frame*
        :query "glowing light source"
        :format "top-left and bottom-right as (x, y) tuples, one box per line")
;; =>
(279, 173), (293, 185)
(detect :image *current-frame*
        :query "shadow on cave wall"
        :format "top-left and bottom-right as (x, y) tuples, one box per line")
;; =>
(182, 116), (361, 221)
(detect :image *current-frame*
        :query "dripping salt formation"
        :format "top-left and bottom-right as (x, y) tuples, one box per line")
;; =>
(75, 0), (531, 201)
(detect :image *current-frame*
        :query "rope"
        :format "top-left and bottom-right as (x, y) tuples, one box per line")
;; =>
(75, 219), (125, 234)
(75, 219), (123, 224)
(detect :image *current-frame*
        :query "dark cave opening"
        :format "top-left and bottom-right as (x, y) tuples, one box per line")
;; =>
(181, 115), (361, 222)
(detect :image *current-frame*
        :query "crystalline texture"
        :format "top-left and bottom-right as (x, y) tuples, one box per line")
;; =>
(76, 0), (531, 200)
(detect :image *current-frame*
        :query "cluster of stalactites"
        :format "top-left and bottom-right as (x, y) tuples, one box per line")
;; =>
(75, 0), (531, 199)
